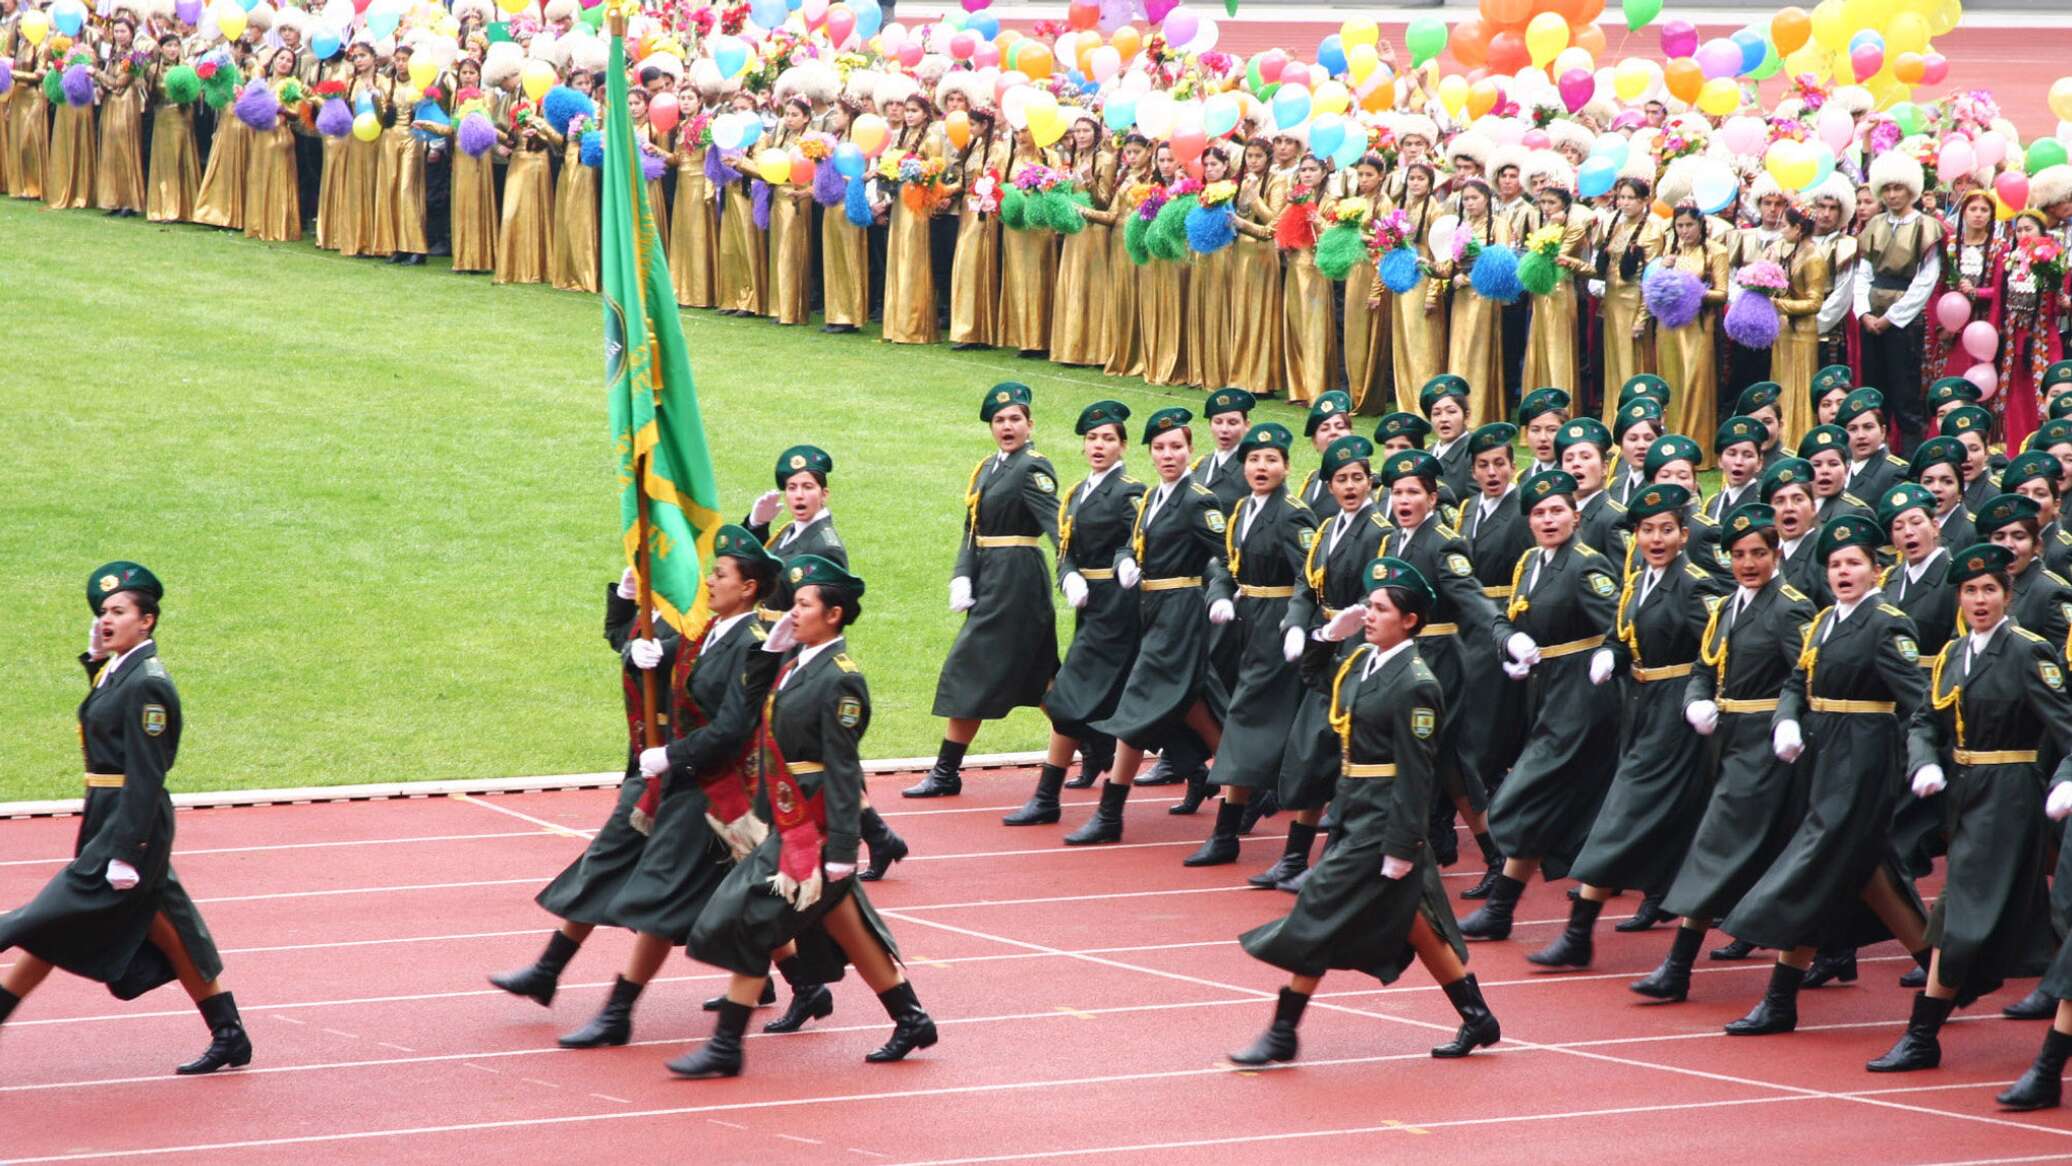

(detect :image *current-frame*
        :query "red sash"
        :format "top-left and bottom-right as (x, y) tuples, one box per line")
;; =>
(755, 664), (828, 908)
(627, 626), (709, 833)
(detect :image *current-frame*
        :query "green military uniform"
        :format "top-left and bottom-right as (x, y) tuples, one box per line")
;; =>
(1733, 382), (1789, 469)
(1294, 391), (1354, 511)
(1047, 402), (1149, 743)
(1422, 376), (1476, 505)
(1941, 405), (2000, 515)
(1455, 424), (1534, 842)
(1874, 485), (1963, 875)
(1972, 493), (2072, 655)
(1190, 388), (1255, 511)
(1647, 433), (1733, 573)
(2002, 450), (2072, 579)
(1912, 437), (1977, 553)
(746, 445), (849, 613)
(1608, 397), (1666, 507)
(1763, 458), (1831, 606)
(1837, 388), (1910, 502)
(1554, 418), (1630, 562)
(1705, 415), (1770, 525)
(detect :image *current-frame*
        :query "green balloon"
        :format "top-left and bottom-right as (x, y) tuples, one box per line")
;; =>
(1889, 102), (1922, 137)
(1247, 57), (1263, 94)
(1406, 17), (1446, 67)
(579, 4), (602, 29)
(1749, 39), (1781, 80)
(1623, 0), (1662, 33)
(2030, 139), (2069, 176)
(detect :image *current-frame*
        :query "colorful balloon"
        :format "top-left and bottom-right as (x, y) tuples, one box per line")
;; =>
(1659, 18), (1696, 59)
(1961, 321), (1998, 363)
(1621, 0), (1660, 33)
(1934, 291), (1971, 334)
(1406, 17), (1446, 66)
(1772, 6), (1811, 53)
(1524, 12), (1567, 68)
(1996, 171), (2028, 211)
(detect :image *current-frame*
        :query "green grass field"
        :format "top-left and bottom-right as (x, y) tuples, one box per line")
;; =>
(0, 196), (1335, 802)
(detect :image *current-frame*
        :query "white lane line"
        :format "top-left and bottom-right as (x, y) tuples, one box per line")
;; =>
(871, 795), (1182, 820)
(193, 877), (553, 905)
(590, 1094), (632, 1105)
(218, 929), (554, 957)
(902, 835), (1287, 862)
(320, 1029), (358, 1040)
(0, 831), (555, 868)
(453, 793), (597, 839)
(777, 1134), (823, 1145)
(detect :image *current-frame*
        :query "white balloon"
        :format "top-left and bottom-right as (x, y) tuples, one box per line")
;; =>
(1428, 213), (1460, 260)
(1187, 15), (1218, 52)
(1135, 90), (1175, 139)
(1002, 84), (1033, 130)
(1120, 69), (1153, 96)
(1553, 47), (1594, 77)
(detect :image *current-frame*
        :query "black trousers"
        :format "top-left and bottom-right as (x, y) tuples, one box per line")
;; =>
(1861, 318), (1927, 450)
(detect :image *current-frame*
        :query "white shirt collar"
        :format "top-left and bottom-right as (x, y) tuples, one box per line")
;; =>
(1970, 616), (2008, 655)
(784, 635), (844, 684)
(706, 610), (753, 645)
(1832, 588), (1883, 624)
(1213, 447), (1237, 467)
(1432, 435), (1460, 457)
(96, 638), (154, 688)
(1906, 546), (1945, 582)
(1576, 487), (1602, 507)
(1480, 483), (1516, 513)
(1360, 636), (1415, 679)
(1083, 465), (1116, 492)
(780, 509), (829, 544)
(1734, 573), (1774, 608)
(1780, 533), (1805, 556)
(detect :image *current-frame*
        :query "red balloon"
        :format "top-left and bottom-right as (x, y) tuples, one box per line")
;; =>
(1480, 0), (1532, 31)
(1066, 0), (1098, 31)
(1486, 29), (1530, 74)
(1173, 128), (1207, 163)
(1449, 17), (1490, 68)
(1256, 48), (1286, 82)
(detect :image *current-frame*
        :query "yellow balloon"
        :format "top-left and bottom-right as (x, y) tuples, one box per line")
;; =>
(1339, 17), (1378, 50)
(217, 6), (246, 40)
(1885, 11), (1928, 53)
(496, 0), (528, 13)
(1784, 45), (1831, 83)
(1030, 106), (1065, 148)
(756, 148), (790, 184)
(1524, 12), (1568, 70)
(1931, 0), (1960, 35)
(1347, 42), (1378, 84)
(1613, 57), (1654, 103)
(436, 15), (459, 37)
(1437, 73), (1468, 119)
(408, 60), (437, 90)
(1840, 0), (1881, 34)
(1809, 0), (1847, 49)
(352, 111), (381, 141)
(1831, 46), (1857, 85)
(520, 59), (555, 102)
(1766, 140), (1816, 190)
(1869, 77), (1910, 109)
(2050, 77), (2072, 124)
(1313, 79), (1351, 116)
(1696, 77), (1740, 116)
(851, 112), (888, 156)
(19, 10), (48, 44)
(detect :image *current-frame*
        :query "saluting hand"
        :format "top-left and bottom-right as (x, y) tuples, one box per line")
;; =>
(751, 490), (784, 525)
(763, 609), (799, 653)
(88, 619), (108, 661)
(1320, 606), (1365, 642)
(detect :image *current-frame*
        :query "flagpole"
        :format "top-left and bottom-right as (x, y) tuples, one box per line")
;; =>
(616, 2), (663, 754)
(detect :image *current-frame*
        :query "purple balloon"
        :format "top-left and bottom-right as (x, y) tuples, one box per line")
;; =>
(1140, 0), (1178, 26)
(1162, 5), (1197, 47)
(1659, 18), (1696, 59)
(1096, 0), (1131, 35)
(1695, 37), (1742, 80)
(174, 0), (202, 22)
(0, 59), (12, 96)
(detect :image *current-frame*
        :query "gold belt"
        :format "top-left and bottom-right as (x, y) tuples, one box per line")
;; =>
(84, 773), (125, 789)
(975, 535), (1043, 549)
(1143, 576), (1204, 591)
(1418, 622), (1459, 637)
(1341, 762), (1398, 779)
(786, 762), (826, 775)
(1237, 584), (1297, 599)
(1808, 697), (1896, 714)
(1953, 749), (2038, 766)
(1482, 585), (1513, 599)
(1631, 662), (1695, 683)
(1539, 634), (1607, 659)
(1079, 568), (1116, 580)
(1717, 697), (1779, 714)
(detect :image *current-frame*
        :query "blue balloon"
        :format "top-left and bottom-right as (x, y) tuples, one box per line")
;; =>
(833, 140), (866, 179)
(1849, 29), (1882, 52)
(1270, 84), (1309, 129)
(1317, 34), (1346, 77)
(1590, 134), (1628, 171)
(749, 0), (786, 29)
(1577, 157), (1617, 199)
(733, 116), (762, 151)
(1331, 133), (1365, 169)
(715, 40), (749, 78)
(1104, 95), (1137, 132)
(1731, 28), (1765, 75)
(311, 28), (342, 60)
(1308, 114), (1345, 161)
(51, 3), (83, 35)
(966, 11), (998, 38)
(853, 0), (883, 38)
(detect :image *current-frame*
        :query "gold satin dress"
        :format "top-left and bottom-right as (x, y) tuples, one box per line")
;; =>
(881, 125), (938, 344)
(1342, 193), (1392, 414)
(764, 128), (811, 325)
(550, 130), (598, 292)
(947, 137), (1006, 347)
(1281, 210), (1336, 405)
(1596, 214), (1660, 427)
(1652, 240), (1730, 466)
(330, 76), (383, 256)
(1390, 197), (1447, 414)
(94, 70), (145, 212)
(715, 167), (767, 315)
(145, 79), (199, 223)
(242, 113), (301, 242)
(1769, 243), (1832, 446)
(1439, 214), (1510, 428)
(1224, 172), (1284, 396)
(1188, 237), (1232, 389)
(315, 126), (342, 248)
(1102, 174), (1148, 378)
(192, 107), (249, 228)
(668, 142), (718, 308)
(1520, 220), (1589, 397)
(997, 149), (1058, 353)
(373, 81), (429, 255)
(1140, 237), (1190, 387)
(640, 123), (669, 248)
(449, 126), (497, 273)
(496, 132), (555, 286)
(1048, 151), (1114, 366)
(43, 87), (96, 209)
(820, 157), (870, 328)
(7, 49), (49, 201)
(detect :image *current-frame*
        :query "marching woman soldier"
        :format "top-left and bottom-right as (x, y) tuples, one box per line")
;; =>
(1553, 418), (1629, 562)
(1458, 470), (1622, 941)
(1294, 392), (1356, 511)
(1976, 494), (2072, 655)
(1230, 557), (1501, 1066)
(0, 564), (250, 1075)
(1529, 485), (1728, 968)
(1911, 437), (1977, 554)
(1705, 416), (1771, 525)
(1186, 421), (1315, 866)
(1003, 401), (1145, 825)
(1764, 459), (1830, 605)
(676, 557), (937, 1078)
(1866, 543), (2069, 1074)
(1063, 407), (1231, 846)
(1423, 376), (1477, 506)
(1634, 503), (1819, 1000)
(1455, 423), (1534, 899)
(1880, 482), (1960, 879)
(1717, 514), (1934, 1038)
(910, 383), (1061, 799)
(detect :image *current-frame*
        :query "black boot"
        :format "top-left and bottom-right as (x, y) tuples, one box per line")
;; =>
(864, 982), (938, 1063)
(1527, 897), (1602, 968)
(176, 992), (253, 1075)
(1168, 767), (1213, 816)
(1432, 975), (1501, 1057)
(2006, 988), (2059, 1020)
(1429, 799), (1460, 867)
(489, 930), (581, 1007)
(1867, 992), (1953, 1072)
(666, 999), (750, 1078)
(1459, 874), (1523, 940)
(1184, 801), (1245, 867)
(559, 976), (643, 1048)
(903, 739), (965, 797)
(1136, 753), (1180, 786)
(1725, 963), (1804, 1035)
(1460, 830), (1504, 899)
(1229, 987), (1307, 1065)
(1067, 739), (1109, 789)
(1003, 764), (1066, 825)
(703, 978), (776, 1011)
(1062, 781), (1129, 845)
(1614, 891), (1673, 932)
(859, 807), (909, 881)
(1899, 965), (1928, 989)
(1999, 1029), (2072, 1110)
(1801, 946), (1858, 988)
(1631, 926), (1705, 1002)
(764, 958), (835, 1034)
(1710, 937), (1759, 961)
(1248, 822), (1317, 889)
(1234, 788), (1278, 833)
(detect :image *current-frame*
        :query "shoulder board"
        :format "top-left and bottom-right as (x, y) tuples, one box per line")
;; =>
(833, 653), (860, 673)
(1437, 522), (1461, 540)
(1189, 454), (1204, 471)
(1683, 562), (1709, 579)
(1692, 510), (1719, 529)
(1190, 482), (1214, 496)
(2049, 570), (2072, 589)
(1885, 453), (1909, 468)
(1780, 583), (1810, 602)
(1120, 474), (1142, 486)
(143, 658), (169, 679)
(1575, 542), (1604, 558)
(2057, 529), (2072, 546)
(751, 624), (770, 642)
(1605, 497), (1627, 513)
(1410, 658), (1437, 683)
(2015, 626), (2050, 644)
(1367, 511), (1389, 529)
(1876, 603), (1905, 618)
(1841, 492), (1869, 508)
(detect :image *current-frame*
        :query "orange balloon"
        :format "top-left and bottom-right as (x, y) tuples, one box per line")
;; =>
(1467, 76), (1501, 119)
(1653, 199), (1673, 218)
(1570, 21), (1606, 59)
(1486, 29), (1529, 73)
(1546, 0), (1601, 23)
(1480, 0), (1532, 31)
(1664, 56), (1703, 103)
(1359, 77), (1394, 111)
(1076, 39), (1098, 75)
(1771, 6), (1811, 55)
(1450, 17), (1491, 68)
(997, 28), (1023, 48)
(1892, 51), (1925, 84)
(946, 109), (971, 149)
(1111, 25), (1140, 60)
(1018, 42), (1054, 79)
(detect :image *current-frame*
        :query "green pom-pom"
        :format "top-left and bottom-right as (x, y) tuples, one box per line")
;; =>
(1149, 194), (1197, 261)
(1046, 189), (1091, 235)
(1315, 223), (1366, 281)
(1000, 186), (1027, 231)
(42, 68), (64, 105)
(164, 64), (201, 105)
(202, 69), (238, 110)
(1517, 251), (1560, 298)
(277, 79), (305, 105)
(1124, 211), (1152, 265)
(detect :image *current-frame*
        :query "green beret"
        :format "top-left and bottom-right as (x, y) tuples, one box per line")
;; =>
(1760, 457), (1816, 502)
(784, 553), (866, 598)
(2031, 419), (2072, 451)
(1519, 386), (1572, 425)
(1380, 449), (1441, 486)
(1204, 388), (1256, 417)
(1835, 387), (1886, 426)
(1555, 417), (1612, 455)
(1813, 364), (1854, 395)
(1468, 422), (1519, 457)
(1304, 390), (1354, 436)
(1875, 482), (1936, 528)
(1618, 374), (1671, 405)
(1715, 414), (1768, 454)
(1644, 434), (1703, 478)
(2046, 360), (2072, 390)
(1364, 554), (1435, 604)
(1909, 436), (1965, 479)
(1816, 514), (1883, 563)
(979, 381), (1033, 421)
(2001, 449), (2063, 494)
(1614, 397), (1665, 439)
(1626, 482), (1691, 525)
(2051, 394), (2072, 422)
(1722, 502), (1777, 543)
(1238, 421), (1293, 457)
(712, 523), (782, 570)
(1322, 434), (1376, 473)
(773, 444), (834, 488)
(1948, 542), (2014, 585)
(1143, 406), (1193, 445)
(1376, 411), (1432, 447)
(1973, 492), (2042, 538)
(1520, 468), (1578, 513)
(1926, 376), (1981, 410)
(1941, 404), (1992, 440)
(1419, 374), (1470, 415)
(1735, 381), (1782, 416)
(1797, 424), (1848, 460)
(87, 560), (161, 615)
(1075, 399), (1132, 437)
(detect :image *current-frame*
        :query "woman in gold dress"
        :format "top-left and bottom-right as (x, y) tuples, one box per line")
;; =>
(446, 56), (496, 274)
(495, 81), (558, 286)
(1047, 111), (1114, 367)
(1436, 178), (1509, 428)
(1340, 154), (1391, 413)
(374, 49), (431, 264)
(1187, 144), (1238, 389)
(1226, 137), (1283, 395)
(626, 86), (669, 245)
(947, 105), (1007, 348)
(818, 98), (869, 333)
(713, 91), (767, 316)
(997, 124), (1057, 356)
(43, 46), (97, 209)
(668, 85), (717, 308)
(1768, 205), (1831, 445)
(1100, 134), (1151, 378)
(550, 69), (599, 293)
(193, 51), (255, 228)
(91, 15), (145, 215)
(1595, 177), (1659, 427)
(145, 38), (199, 223)
(1648, 204), (1730, 462)
(1520, 184), (1589, 398)
(241, 47), (302, 242)
(764, 96), (814, 326)
(7, 38), (50, 201)
(331, 41), (384, 257)
(1139, 142), (1190, 386)
(1389, 161), (1446, 414)
(881, 90), (941, 344)
(1280, 154), (1337, 405)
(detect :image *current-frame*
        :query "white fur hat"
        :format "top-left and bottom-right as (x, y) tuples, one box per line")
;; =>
(1618, 153), (1657, 186)
(1488, 143), (1529, 178)
(775, 61), (836, 105)
(1656, 155), (1700, 208)
(1749, 171), (1784, 203)
(1523, 148), (1573, 193)
(689, 57), (729, 101)
(874, 73), (919, 110)
(641, 51), (684, 80)
(934, 68), (985, 111)
(541, 0), (576, 21)
(1811, 171), (1855, 207)
(1544, 118), (1593, 154)
(452, 0), (493, 23)
(914, 53), (948, 91)
(1867, 150), (1924, 200)
(1396, 113), (1438, 148)
(2032, 165), (2072, 211)
(1579, 97), (1617, 127)
(270, 3), (305, 36)
(566, 32), (606, 75)
(243, 2), (272, 32)
(1446, 131), (1491, 170)
(482, 39), (524, 87)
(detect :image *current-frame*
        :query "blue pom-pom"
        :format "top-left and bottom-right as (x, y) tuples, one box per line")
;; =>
(542, 85), (596, 136)
(1379, 246), (1423, 295)
(844, 175), (872, 228)
(579, 130), (602, 169)
(1469, 245), (1522, 304)
(1185, 204), (1236, 254)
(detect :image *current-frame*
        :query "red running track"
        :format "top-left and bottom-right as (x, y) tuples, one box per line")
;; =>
(3, 766), (2070, 1164)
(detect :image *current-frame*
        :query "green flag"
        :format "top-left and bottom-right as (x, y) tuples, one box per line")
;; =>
(603, 26), (718, 638)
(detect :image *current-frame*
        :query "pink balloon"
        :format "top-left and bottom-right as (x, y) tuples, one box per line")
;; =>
(973, 42), (1000, 67)
(1920, 53), (1948, 86)
(826, 7), (854, 41)
(1965, 362), (1998, 401)
(1256, 48), (1286, 83)
(648, 91), (680, 135)
(1935, 291), (1971, 334)
(898, 42), (924, 66)
(1659, 19), (1697, 60)
(1696, 37), (1742, 80)
(1850, 44), (1882, 79)
(1975, 131), (2006, 170)
(1938, 138), (1975, 182)
(1558, 67), (1593, 113)
(961, 0), (988, 11)
(1961, 320), (1999, 363)
(1816, 105), (1853, 153)
(1522, 128), (1550, 149)
(1997, 171), (2029, 212)
(1163, 6), (1198, 49)
(949, 30), (975, 58)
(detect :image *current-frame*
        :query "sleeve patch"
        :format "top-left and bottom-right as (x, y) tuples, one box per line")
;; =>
(1032, 472), (1057, 495)
(1205, 509), (1227, 533)
(1410, 708), (1437, 739)
(837, 696), (863, 727)
(142, 705), (167, 736)
(1445, 552), (1474, 578)
(2044, 662), (2065, 691)
(1298, 528), (1317, 551)
(1586, 571), (1617, 597)
(1894, 636), (1920, 665)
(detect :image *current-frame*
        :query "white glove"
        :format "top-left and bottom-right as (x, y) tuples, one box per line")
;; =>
(1321, 605), (1366, 642)
(1586, 278), (1607, 298)
(1685, 700), (1719, 735)
(628, 637), (664, 670)
(1588, 648), (1616, 686)
(1502, 657), (1534, 680)
(751, 489), (784, 525)
(1380, 855), (1413, 880)
(88, 619), (107, 661)
(823, 861), (857, 882)
(1773, 719), (1804, 763)
(105, 858), (139, 891)
(1208, 598), (1236, 625)
(1062, 571), (1089, 609)
(762, 609), (799, 653)
(616, 566), (639, 600)
(949, 575), (975, 612)
(639, 746), (670, 778)
(1117, 556), (1141, 589)
(2048, 784), (2072, 821)
(1506, 633), (1541, 665)
(1910, 764), (1946, 798)
(1283, 626), (1306, 662)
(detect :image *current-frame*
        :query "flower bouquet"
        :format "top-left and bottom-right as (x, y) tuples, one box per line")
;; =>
(1369, 206), (1424, 294)
(1148, 176), (1201, 262)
